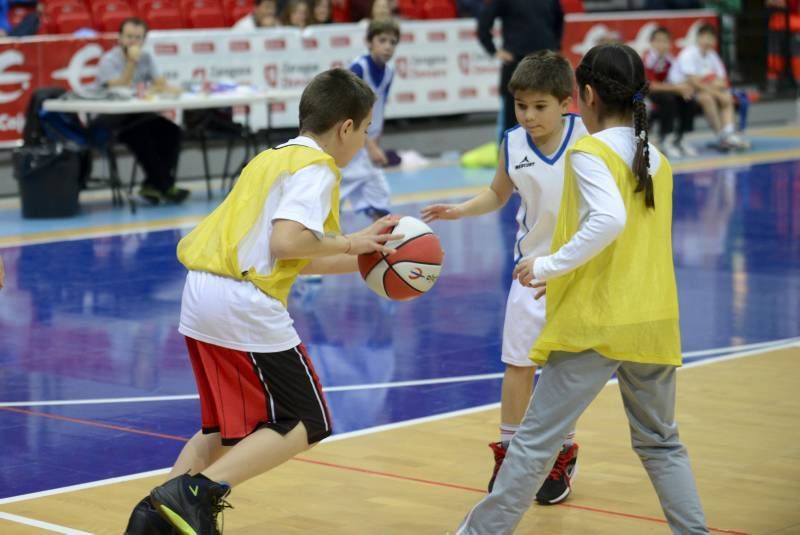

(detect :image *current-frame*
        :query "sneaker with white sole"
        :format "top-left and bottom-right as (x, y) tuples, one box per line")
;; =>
(660, 138), (683, 160)
(726, 133), (751, 150)
(535, 443), (579, 505)
(677, 141), (698, 157)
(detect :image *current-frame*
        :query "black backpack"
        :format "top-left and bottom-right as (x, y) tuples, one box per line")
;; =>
(21, 86), (92, 187)
(13, 88), (93, 217)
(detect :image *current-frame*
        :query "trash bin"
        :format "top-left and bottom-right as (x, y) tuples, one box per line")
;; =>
(13, 143), (82, 219)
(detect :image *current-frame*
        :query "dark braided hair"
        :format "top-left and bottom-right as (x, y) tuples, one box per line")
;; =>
(575, 44), (655, 209)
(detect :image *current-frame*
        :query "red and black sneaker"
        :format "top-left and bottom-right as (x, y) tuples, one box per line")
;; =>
(487, 441), (508, 492)
(535, 443), (579, 505)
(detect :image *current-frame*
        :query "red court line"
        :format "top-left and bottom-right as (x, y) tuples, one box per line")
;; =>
(0, 407), (191, 443)
(2, 406), (748, 534)
(291, 457), (747, 535)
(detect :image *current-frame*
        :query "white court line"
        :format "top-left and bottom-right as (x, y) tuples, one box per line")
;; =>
(0, 511), (93, 534)
(0, 337), (798, 513)
(1, 337), (797, 408)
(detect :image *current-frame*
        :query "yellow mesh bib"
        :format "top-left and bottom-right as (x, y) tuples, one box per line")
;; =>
(530, 136), (682, 366)
(177, 144), (341, 307)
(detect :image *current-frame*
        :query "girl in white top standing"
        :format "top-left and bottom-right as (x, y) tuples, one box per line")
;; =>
(456, 43), (708, 534)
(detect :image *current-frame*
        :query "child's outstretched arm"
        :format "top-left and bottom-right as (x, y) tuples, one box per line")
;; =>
(421, 141), (514, 222)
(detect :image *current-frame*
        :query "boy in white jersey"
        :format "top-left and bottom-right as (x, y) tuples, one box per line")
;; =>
(123, 69), (403, 534)
(421, 51), (587, 505)
(340, 18), (399, 220)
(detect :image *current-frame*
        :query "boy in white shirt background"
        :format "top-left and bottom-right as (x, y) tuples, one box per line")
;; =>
(668, 23), (749, 150)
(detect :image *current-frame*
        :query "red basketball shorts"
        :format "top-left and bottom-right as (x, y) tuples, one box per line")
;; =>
(185, 336), (332, 445)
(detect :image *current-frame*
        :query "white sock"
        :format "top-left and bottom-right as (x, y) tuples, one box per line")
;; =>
(500, 423), (518, 446)
(563, 430), (576, 448)
(721, 124), (735, 138)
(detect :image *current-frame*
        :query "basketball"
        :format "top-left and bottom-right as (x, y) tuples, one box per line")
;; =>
(358, 216), (444, 301)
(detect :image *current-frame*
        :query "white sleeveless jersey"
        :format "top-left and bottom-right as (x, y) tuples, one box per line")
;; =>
(351, 54), (393, 139)
(505, 114), (587, 261)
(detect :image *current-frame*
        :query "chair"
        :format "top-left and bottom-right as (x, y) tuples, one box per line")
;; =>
(44, 0), (88, 14)
(182, 0), (226, 28)
(397, 0), (423, 18)
(143, 8), (184, 29)
(422, 0), (456, 19)
(92, 0), (137, 32)
(222, 0), (252, 25)
(141, 0), (184, 29)
(54, 9), (94, 33)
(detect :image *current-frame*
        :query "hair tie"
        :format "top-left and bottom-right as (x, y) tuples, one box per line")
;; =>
(637, 130), (646, 141)
(632, 91), (645, 104)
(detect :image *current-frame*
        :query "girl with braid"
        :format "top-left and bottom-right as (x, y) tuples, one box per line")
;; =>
(456, 43), (709, 535)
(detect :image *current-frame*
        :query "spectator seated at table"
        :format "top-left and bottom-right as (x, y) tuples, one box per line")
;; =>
(94, 16), (189, 205)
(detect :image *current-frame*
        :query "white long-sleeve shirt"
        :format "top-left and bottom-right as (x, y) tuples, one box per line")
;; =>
(533, 126), (662, 281)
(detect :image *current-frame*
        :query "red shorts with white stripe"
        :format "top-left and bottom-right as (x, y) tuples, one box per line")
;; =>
(185, 336), (332, 446)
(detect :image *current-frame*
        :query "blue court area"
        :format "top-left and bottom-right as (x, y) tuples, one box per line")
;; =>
(0, 156), (799, 499)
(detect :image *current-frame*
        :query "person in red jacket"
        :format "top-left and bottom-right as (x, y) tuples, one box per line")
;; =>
(643, 27), (697, 158)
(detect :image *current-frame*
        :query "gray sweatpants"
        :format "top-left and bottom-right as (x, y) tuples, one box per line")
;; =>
(457, 350), (708, 535)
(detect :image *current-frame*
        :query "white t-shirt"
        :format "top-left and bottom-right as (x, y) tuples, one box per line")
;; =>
(504, 114), (588, 261)
(534, 127), (662, 280)
(667, 44), (727, 85)
(179, 136), (337, 353)
(232, 14), (256, 31)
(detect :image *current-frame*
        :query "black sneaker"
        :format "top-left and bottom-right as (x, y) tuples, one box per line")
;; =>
(150, 473), (231, 535)
(138, 185), (162, 205)
(535, 443), (579, 505)
(124, 496), (177, 535)
(163, 186), (190, 204)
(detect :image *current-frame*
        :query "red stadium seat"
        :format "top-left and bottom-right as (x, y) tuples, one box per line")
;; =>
(38, 13), (58, 33)
(331, 0), (349, 22)
(422, 0), (456, 19)
(92, 0), (137, 31)
(222, 0), (253, 25)
(561, 0), (584, 13)
(44, 0), (88, 16)
(142, 1), (184, 29)
(184, 0), (226, 28)
(53, 7), (94, 33)
(397, 0), (422, 19)
(137, 0), (182, 13)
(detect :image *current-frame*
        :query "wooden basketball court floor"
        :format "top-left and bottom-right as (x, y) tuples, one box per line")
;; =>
(0, 126), (799, 534)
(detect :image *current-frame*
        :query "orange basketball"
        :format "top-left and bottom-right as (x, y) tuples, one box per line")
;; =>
(357, 216), (444, 301)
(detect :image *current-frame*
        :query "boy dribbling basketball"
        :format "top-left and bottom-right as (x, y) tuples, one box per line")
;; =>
(422, 50), (587, 504)
(124, 69), (404, 535)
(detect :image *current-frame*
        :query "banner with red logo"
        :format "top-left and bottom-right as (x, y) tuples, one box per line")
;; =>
(0, 10), (716, 146)
(0, 36), (116, 145)
(562, 10), (717, 66)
